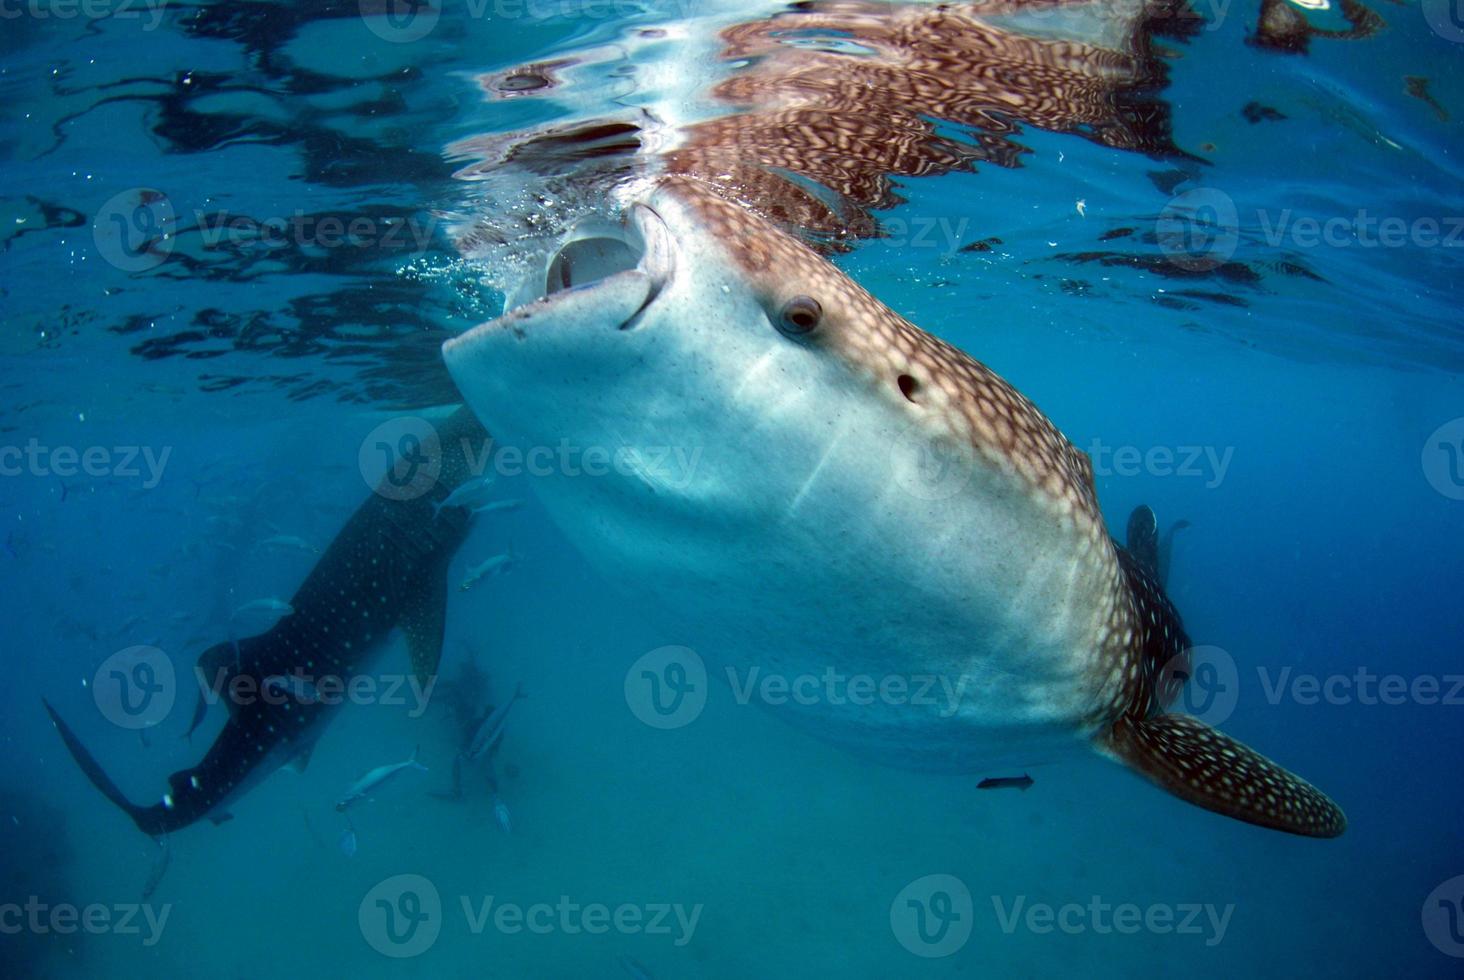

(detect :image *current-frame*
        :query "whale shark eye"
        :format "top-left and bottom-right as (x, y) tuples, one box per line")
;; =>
(778, 296), (822, 335)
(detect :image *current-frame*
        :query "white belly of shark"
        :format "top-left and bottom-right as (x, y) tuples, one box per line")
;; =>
(445, 186), (1116, 772)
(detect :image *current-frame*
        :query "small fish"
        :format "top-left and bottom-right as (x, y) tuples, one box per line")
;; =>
(231, 598), (294, 621)
(433, 476), (497, 521)
(469, 498), (522, 516)
(617, 954), (654, 980)
(459, 548), (518, 592)
(335, 746), (428, 812)
(257, 534), (319, 554)
(339, 823), (358, 857)
(263, 674), (320, 705)
(1075, 199), (1086, 218)
(466, 683), (524, 761)
(976, 774), (1034, 792)
(492, 798), (512, 835)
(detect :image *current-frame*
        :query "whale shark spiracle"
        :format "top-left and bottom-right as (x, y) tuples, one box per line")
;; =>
(442, 0), (1346, 837)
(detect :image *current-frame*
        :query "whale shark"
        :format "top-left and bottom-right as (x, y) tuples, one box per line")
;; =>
(439, 3), (1341, 837)
(45, 408), (488, 837)
(435, 0), (1345, 837)
(444, 171), (1346, 837)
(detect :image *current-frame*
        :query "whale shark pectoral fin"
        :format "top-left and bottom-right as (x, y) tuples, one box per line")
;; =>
(1125, 505), (1161, 580)
(1100, 713), (1347, 838)
(400, 559), (449, 688)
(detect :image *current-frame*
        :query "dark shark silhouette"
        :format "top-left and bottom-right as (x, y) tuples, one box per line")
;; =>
(1125, 504), (1191, 588)
(44, 408), (488, 837)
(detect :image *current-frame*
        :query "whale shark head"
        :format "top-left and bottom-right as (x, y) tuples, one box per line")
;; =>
(445, 175), (1105, 583)
(444, 176), (1346, 838)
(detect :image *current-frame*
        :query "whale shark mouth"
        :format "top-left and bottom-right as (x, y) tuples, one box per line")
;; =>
(491, 203), (676, 334)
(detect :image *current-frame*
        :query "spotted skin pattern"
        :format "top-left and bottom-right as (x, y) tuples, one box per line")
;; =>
(45, 409), (488, 837)
(1108, 714), (1349, 837)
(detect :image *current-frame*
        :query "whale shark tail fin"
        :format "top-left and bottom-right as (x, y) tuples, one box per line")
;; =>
(43, 699), (173, 839)
(1101, 712), (1346, 838)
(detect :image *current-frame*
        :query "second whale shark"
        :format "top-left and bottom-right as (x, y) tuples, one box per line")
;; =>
(45, 409), (488, 836)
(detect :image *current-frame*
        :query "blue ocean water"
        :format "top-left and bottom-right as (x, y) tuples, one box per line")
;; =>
(2, 0), (1463, 977)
